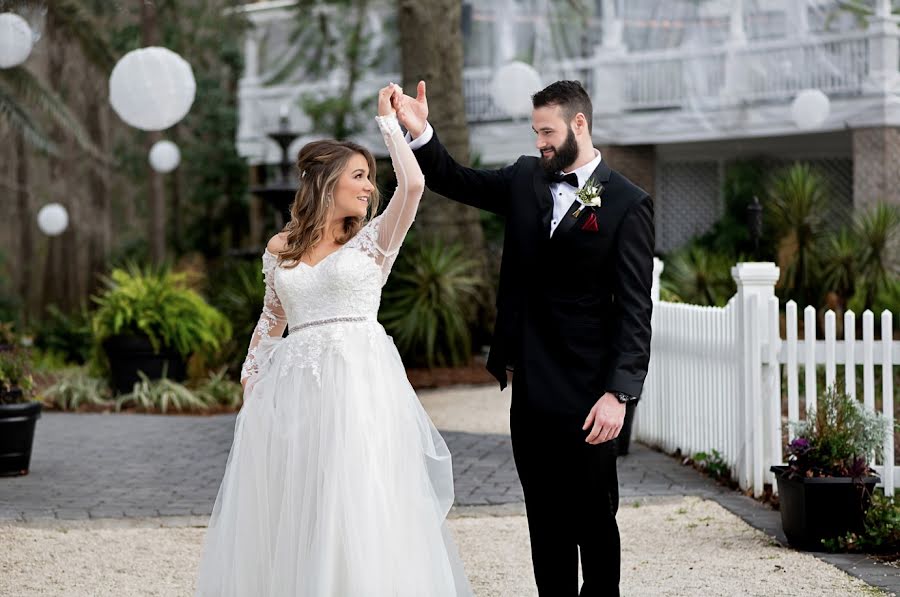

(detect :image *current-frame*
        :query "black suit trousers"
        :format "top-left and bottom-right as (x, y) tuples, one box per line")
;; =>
(511, 376), (621, 597)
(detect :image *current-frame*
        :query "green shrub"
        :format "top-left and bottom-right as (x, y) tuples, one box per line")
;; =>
(380, 241), (484, 367)
(823, 491), (900, 554)
(33, 305), (94, 365)
(91, 263), (232, 359)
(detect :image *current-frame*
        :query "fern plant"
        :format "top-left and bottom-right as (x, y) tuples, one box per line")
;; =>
(91, 263), (232, 359)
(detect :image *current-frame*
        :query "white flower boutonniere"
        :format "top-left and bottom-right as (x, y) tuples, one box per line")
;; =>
(572, 182), (603, 218)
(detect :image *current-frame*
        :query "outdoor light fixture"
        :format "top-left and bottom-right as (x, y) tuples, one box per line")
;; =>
(109, 47), (197, 131)
(491, 61), (542, 119)
(148, 140), (182, 173)
(36, 203), (69, 237)
(791, 89), (830, 130)
(0, 13), (33, 69)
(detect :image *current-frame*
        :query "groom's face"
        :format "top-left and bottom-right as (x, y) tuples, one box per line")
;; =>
(532, 105), (578, 175)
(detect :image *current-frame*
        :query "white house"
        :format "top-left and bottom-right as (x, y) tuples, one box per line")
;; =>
(235, 0), (900, 252)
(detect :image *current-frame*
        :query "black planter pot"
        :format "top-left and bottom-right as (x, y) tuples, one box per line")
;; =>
(0, 394), (42, 476)
(616, 401), (638, 456)
(770, 465), (879, 550)
(102, 334), (187, 395)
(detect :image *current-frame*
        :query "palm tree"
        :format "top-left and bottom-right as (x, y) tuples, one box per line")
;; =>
(661, 245), (735, 307)
(818, 227), (857, 310)
(766, 163), (828, 306)
(853, 202), (900, 311)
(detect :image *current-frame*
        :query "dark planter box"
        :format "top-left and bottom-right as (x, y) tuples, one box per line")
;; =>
(616, 401), (638, 456)
(103, 334), (186, 395)
(0, 394), (42, 476)
(770, 465), (879, 550)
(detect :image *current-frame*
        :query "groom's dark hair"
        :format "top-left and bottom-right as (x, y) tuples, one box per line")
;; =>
(532, 80), (593, 134)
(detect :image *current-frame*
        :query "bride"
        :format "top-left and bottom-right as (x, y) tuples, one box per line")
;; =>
(195, 84), (472, 596)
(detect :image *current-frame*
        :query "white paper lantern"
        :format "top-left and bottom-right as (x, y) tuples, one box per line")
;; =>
(109, 47), (196, 131)
(149, 140), (181, 173)
(490, 61), (543, 118)
(0, 13), (34, 69)
(37, 203), (69, 236)
(791, 89), (830, 130)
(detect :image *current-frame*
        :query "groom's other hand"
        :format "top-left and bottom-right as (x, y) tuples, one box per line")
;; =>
(582, 393), (625, 445)
(394, 80), (429, 139)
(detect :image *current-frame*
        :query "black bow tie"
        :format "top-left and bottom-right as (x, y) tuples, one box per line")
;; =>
(549, 171), (579, 188)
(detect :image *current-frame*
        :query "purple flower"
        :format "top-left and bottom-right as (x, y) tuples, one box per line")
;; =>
(788, 437), (811, 455)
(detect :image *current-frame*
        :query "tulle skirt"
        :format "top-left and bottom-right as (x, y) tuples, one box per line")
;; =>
(195, 321), (472, 596)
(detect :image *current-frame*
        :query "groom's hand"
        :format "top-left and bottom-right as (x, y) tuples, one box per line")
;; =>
(583, 393), (626, 445)
(393, 80), (429, 139)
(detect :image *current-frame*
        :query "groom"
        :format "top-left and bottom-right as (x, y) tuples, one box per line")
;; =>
(393, 80), (653, 596)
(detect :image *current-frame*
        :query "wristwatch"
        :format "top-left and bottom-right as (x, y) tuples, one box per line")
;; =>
(612, 391), (639, 404)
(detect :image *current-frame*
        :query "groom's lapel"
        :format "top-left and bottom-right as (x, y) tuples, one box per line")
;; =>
(532, 168), (554, 234)
(552, 160), (612, 238)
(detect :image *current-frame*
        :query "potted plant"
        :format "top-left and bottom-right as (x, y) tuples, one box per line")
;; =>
(0, 349), (41, 476)
(91, 264), (232, 395)
(771, 387), (887, 550)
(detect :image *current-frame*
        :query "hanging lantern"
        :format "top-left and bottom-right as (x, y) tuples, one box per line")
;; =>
(109, 47), (196, 131)
(0, 13), (34, 69)
(791, 89), (830, 130)
(490, 61), (543, 119)
(149, 140), (181, 173)
(37, 203), (69, 236)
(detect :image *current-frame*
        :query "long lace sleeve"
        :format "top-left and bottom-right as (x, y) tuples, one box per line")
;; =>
(347, 114), (426, 283)
(239, 250), (288, 384)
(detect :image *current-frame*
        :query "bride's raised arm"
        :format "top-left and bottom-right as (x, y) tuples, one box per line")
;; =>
(368, 84), (426, 273)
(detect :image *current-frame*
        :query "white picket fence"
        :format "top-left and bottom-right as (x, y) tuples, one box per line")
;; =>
(636, 261), (899, 497)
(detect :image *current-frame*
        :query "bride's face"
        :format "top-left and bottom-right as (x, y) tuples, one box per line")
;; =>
(331, 153), (375, 220)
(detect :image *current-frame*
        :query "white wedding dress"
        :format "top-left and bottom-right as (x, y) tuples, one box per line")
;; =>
(195, 115), (472, 597)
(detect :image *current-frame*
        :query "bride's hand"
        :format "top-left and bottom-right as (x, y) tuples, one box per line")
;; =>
(378, 83), (400, 117)
(392, 80), (428, 139)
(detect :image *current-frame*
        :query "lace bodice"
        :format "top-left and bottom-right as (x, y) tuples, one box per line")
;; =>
(240, 114), (425, 383)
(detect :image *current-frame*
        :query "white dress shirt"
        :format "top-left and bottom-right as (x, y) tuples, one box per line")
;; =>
(407, 123), (602, 237)
(547, 149), (602, 237)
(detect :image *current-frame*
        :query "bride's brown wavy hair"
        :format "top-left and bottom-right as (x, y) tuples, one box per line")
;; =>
(279, 139), (381, 268)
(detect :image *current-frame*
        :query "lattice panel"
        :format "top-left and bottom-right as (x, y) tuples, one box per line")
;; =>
(656, 161), (722, 253)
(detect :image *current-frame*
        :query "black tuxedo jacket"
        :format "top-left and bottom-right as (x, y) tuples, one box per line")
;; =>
(412, 130), (654, 416)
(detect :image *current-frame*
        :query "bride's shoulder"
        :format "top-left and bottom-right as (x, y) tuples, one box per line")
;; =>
(266, 233), (289, 257)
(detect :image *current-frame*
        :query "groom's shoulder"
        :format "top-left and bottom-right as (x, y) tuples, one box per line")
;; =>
(607, 166), (651, 202)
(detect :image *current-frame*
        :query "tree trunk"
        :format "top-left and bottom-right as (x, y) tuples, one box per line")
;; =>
(85, 91), (110, 295)
(141, 0), (166, 265)
(396, 0), (486, 254)
(15, 131), (31, 324)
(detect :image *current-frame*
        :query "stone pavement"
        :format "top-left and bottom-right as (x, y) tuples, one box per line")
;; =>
(0, 413), (727, 520)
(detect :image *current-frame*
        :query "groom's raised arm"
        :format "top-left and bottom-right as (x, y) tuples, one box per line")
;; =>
(394, 81), (518, 217)
(408, 123), (519, 217)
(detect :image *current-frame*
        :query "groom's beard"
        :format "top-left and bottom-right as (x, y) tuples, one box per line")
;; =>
(539, 127), (579, 177)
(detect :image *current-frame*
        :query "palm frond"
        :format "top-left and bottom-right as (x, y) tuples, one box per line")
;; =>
(0, 83), (56, 154)
(0, 67), (109, 162)
(47, 0), (116, 71)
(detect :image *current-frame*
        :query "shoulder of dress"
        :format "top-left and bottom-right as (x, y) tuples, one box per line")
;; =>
(266, 232), (288, 255)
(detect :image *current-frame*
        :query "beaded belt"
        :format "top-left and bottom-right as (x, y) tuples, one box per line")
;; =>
(288, 316), (369, 334)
